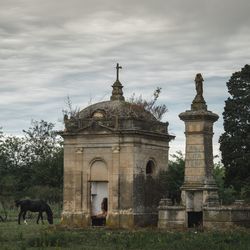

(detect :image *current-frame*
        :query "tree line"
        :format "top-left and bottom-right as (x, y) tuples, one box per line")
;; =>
(0, 120), (63, 207)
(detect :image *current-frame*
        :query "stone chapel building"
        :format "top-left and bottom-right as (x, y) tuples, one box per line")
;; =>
(60, 64), (174, 228)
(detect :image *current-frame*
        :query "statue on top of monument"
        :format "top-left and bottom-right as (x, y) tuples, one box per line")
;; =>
(191, 73), (207, 111)
(195, 73), (203, 97)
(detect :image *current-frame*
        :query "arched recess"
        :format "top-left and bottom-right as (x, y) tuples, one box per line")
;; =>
(146, 159), (156, 175)
(90, 159), (108, 181)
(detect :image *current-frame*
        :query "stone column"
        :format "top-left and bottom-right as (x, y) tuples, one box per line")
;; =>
(61, 144), (76, 225)
(75, 147), (83, 212)
(62, 145), (75, 212)
(179, 74), (219, 212)
(106, 144), (120, 228)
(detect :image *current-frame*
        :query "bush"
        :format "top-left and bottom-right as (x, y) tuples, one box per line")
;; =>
(241, 182), (250, 203)
(213, 163), (238, 205)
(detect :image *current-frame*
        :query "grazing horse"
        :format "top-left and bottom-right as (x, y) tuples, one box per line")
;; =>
(15, 199), (53, 225)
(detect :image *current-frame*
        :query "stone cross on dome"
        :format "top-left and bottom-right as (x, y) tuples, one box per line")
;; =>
(110, 63), (125, 101)
(116, 63), (122, 81)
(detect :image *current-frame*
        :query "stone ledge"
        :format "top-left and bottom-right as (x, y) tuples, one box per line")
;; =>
(179, 110), (219, 122)
(203, 206), (250, 211)
(61, 212), (91, 227)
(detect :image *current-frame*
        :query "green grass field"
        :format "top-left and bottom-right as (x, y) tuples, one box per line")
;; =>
(0, 219), (250, 250)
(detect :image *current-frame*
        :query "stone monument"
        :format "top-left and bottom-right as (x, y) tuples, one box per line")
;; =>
(60, 64), (174, 228)
(179, 73), (220, 227)
(158, 73), (250, 229)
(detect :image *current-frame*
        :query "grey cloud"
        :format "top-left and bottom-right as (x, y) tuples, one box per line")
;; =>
(0, 0), (249, 158)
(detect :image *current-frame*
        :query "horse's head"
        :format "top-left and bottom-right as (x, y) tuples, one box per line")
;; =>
(48, 213), (53, 224)
(46, 205), (53, 224)
(15, 200), (20, 207)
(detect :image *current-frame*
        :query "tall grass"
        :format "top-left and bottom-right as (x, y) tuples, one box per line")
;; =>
(0, 221), (249, 250)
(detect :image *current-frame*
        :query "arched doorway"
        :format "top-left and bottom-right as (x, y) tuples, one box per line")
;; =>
(90, 159), (108, 226)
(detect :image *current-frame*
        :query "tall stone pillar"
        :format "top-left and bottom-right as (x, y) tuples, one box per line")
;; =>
(179, 73), (219, 213)
(158, 73), (250, 230)
(106, 144), (121, 228)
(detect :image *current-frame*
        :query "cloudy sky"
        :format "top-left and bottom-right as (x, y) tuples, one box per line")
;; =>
(0, 0), (250, 159)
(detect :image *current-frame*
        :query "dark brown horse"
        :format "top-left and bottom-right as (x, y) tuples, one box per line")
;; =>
(15, 199), (53, 225)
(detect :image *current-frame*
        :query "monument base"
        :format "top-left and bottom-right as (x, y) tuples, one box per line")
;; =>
(107, 211), (158, 228)
(61, 210), (158, 228)
(61, 212), (91, 227)
(203, 206), (250, 229)
(158, 199), (186, 229)
(158, 199), (250, 230)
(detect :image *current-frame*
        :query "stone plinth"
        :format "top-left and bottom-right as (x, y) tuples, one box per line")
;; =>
(61, 212), (91, 227)
(179, 110), (219, 187)
(179, 109), (219, 210)
(158, 199), (185, 229)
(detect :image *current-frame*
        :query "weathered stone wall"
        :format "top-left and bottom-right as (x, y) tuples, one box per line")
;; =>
(132, 136), (169, 226)
(158, 199), (185, 229)
(63, 144), (76, 213)
(61, 133), (118, 227)
(203, 206), (250, 229)
(61, 131), (171, 228)
(182, 118), (216, 186)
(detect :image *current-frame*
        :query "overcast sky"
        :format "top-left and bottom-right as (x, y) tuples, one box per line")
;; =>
(0, 0), (250, 159)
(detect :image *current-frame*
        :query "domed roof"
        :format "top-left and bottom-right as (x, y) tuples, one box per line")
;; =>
(79, 63), (156, 121)
(63, 64), (172, 136)
(79, 100), (157, 121)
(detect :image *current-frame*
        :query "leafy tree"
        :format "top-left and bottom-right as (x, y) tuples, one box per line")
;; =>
(158, 151), (185, 204)
(0, 135), (28, 168)
(31, 151), (63, 188)
(23, 120), (62, 163)
(0, 133), (28, 198)
(219, 64), (250, 195)
(213, 162), (237, 205)
(0, 120), (63, 203)
(22, 120), (63, 200)
(166, 151), (185, 203)
(241, 183), (250, 203)
(158, 152), (238, 205)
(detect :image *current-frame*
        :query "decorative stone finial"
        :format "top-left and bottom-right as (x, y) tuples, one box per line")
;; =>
(191, 73), (207, 111)
(110, 63), (125, 101)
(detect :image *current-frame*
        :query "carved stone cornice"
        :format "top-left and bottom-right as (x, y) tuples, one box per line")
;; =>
(179, 110), (219, 122)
